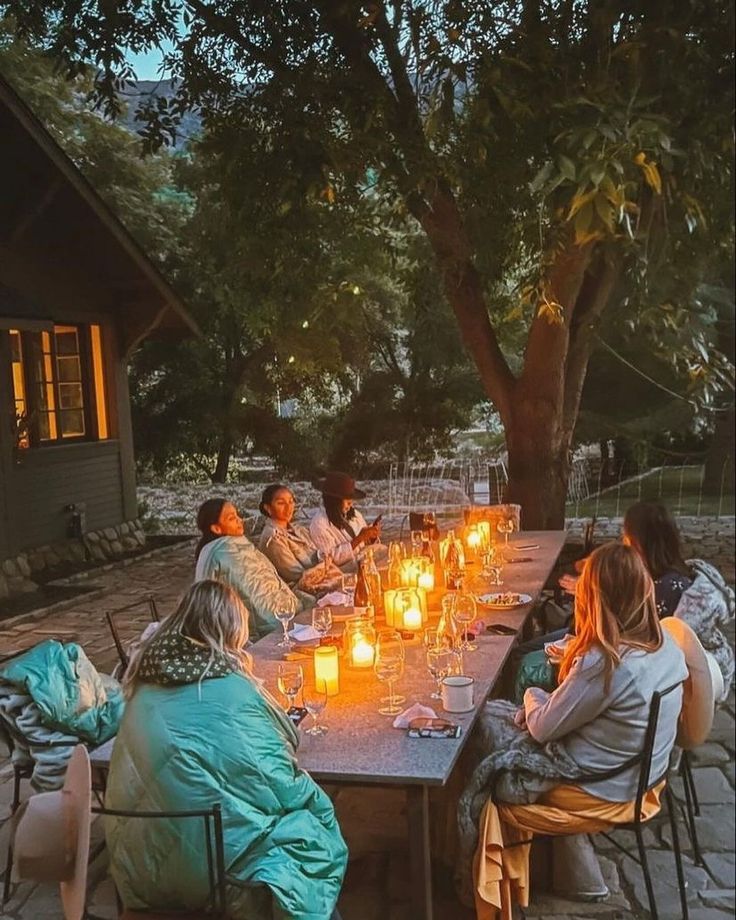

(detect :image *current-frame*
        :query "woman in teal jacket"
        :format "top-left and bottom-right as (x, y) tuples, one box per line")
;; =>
(105, 579), (347, 919)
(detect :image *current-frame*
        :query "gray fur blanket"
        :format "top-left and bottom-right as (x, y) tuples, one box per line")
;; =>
(456, 699), (582, 905)
(678, 560), (735, 696)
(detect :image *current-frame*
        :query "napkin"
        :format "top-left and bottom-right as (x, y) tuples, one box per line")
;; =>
(392, 702), (437, 729)
(317, 591), (351, 607)
(289, 624), (321, 642)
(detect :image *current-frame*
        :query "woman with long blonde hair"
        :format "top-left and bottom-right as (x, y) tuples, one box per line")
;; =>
(467, 543), (688, 919)
(106, 580), (347, 919)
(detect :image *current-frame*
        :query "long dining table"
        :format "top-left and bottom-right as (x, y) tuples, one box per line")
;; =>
(91, 529), (567, 919)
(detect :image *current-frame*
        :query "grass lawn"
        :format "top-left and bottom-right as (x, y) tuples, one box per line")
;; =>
(567, 465), (735, 518)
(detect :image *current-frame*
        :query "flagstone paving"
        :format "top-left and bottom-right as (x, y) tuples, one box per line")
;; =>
(0, 542), (733, 918)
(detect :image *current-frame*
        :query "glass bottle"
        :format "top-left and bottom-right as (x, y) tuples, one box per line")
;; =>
(363, 546), (383, 616)
(354, 560), (370, 612)
(445, 532), (464, 590)
(387, 542), (403, 589)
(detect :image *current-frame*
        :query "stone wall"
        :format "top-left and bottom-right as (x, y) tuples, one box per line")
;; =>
(565, 515), (736, 585)
(0, 519), (146, 599)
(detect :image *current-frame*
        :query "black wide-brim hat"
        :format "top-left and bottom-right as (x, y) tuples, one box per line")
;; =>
(312, 471), (367, 500)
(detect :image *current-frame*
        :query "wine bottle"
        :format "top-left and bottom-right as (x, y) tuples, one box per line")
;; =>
(363, 546), (383, 615)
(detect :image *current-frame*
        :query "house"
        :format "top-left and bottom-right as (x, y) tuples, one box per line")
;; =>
(0, 73), (198, 597)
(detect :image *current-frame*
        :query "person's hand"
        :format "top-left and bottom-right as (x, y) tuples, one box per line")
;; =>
(352, 525), (380, 548)
(573, 557), (587, 574)
(558, 573), (579, 596)
(513, 707), (527, 728)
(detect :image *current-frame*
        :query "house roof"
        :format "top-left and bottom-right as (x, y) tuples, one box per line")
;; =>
(0, 71), (199, 342)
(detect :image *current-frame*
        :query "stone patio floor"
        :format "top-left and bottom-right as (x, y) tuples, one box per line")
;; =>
(0, 541), (733, 919)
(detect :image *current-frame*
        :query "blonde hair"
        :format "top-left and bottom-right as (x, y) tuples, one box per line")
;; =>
(124, 579), (252, 697)
(558, 542), (662, 691)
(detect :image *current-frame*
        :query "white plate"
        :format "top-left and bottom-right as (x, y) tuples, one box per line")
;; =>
(477, 592), (532, 609)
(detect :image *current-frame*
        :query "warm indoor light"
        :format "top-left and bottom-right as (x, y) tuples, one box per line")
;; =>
(352, 639), (375, 668)
(403, 607), (422, 631)
(417, 570), (435, 590)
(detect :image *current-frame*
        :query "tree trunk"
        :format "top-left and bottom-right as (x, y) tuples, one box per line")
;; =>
(504, 398), (571, 529)
(212, 433), (232, 483)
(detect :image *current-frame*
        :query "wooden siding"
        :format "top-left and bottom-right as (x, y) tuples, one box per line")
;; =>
(6, 441), (125, 553)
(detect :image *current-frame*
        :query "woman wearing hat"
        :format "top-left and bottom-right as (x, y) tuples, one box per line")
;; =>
(309, 471), (381, 568)
(104, 580), (347, 918)
(258, 483), (344, 593)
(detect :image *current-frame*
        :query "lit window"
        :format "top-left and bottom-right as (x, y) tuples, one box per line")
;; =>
(9, 330), (29, 449)
(90, 324), (108, 439)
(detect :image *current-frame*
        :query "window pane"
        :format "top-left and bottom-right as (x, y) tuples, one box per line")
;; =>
(33, 332), (58, 441)
(53, 325), (85, 438)
(59, 383), (84, 409)
(90, 324), (108, 439)
(9, 330), (29, 449)
(59, 409), (85, 437)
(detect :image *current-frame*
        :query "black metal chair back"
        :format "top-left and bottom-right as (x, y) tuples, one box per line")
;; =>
(91, 804), (227, 917)
(105, 595), (160, 671)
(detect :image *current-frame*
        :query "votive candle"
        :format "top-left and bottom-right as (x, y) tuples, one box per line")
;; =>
(314, 646), (339, 696)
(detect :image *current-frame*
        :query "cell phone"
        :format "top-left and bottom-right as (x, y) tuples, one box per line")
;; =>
(407, 720), (462, 739)
(371, 513), (384, 527)
(286, 706), (308, 727)
(486, 623), (517, 636)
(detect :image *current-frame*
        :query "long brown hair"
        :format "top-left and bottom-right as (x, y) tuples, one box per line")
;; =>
(558, 542), (662, 691)
(623, 501), (689, 580)
(195, 498), (227, 560)
(124, 579), (252, 697)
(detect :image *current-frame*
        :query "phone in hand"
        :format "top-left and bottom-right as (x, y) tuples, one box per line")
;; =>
(371, 513), (384, 527)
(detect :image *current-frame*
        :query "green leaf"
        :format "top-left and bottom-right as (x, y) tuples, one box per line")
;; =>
(574, 200), (594, 242)
(558, 155), (576, 181)
(530, 161), (553, 193)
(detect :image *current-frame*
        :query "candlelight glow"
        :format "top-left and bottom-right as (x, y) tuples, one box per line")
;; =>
(417, 570), (435, 590)
(403, 607), (422, 630)
(351, 639), (375, 667)
(314, 646), (339, 695)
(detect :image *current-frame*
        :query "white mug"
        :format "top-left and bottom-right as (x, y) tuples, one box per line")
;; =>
(441, 675), (474, 713)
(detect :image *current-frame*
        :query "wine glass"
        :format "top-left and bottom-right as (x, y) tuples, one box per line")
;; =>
(497, 517), (514, 557)
(275, 608), (295, 648)
(312, 606), (333, 639)
(453, 593), (478, 652)
(277, 662), (303, 711)
(423, 626), (439, 649)
(482, 547), (504, 586)
(410, 530), (423, 556)
(374, 630), (405, 715)
(302, 683), (328, 736)
(427, 646), (452, 700)
(341, 573), (357, 601)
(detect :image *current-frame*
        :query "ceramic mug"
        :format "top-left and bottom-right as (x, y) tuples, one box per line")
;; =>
(441, 675), (474, 713)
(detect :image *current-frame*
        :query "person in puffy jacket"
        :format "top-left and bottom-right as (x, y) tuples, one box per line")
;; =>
(194, 497), (313, 641)
(105, 579), (348, 919)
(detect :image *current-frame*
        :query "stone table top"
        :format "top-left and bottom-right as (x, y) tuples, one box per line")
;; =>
(252, 529), (566, 787)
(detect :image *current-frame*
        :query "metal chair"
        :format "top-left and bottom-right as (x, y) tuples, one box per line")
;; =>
(87, 804), (227, 919)
(105, 595), (160, 672)
(497, 681), (689, 920)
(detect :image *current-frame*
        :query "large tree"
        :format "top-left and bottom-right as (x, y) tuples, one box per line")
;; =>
(3, 1), (733, 525)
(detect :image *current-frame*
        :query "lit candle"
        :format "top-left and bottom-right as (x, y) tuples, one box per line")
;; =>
(314, 646), (339, 696)
(400, 557), (423, 587)
(417, 570), (435, 590)
(465, 525), (481, 562)
(384, 587), (428, 627)
(478, 521), (491, 549)
(351, 639), (375, 668)
(403, 607), (422, 630)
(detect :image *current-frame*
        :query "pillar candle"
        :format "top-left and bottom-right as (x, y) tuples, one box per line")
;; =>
(351, 639), (375, 668)
(403, 607), (423, 631)
(314, 646), (339, 696)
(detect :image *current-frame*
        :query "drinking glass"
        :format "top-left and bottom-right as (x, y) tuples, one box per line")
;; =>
(410, 530), (423, 555)
(388, 541), (404, 560)
(497, 518), (514, 557)
(453, 593), (478, 652)
(426, 646), (452, 700)
(341, 573), (357, 601)
(423, 627), (439, 649)
(277, 662), (303, 710)
(302, 683), (328, 736)
(312, 606), (333, 639)
(482, 548), (504, 586)
(275, 608), (295, 648)
(374, 630), (405, 715)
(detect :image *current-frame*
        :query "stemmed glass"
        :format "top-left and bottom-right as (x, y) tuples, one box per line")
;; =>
(482, 547), (504, 586)
(410, 530), (423, 556)
(374, 630), (405, 715)
(302, 683), (328, 736)
(275, 608), (296, 648)
(277, 662), (303, 711)
(312, 606), (333, 640)
(341, 573), (357, 601)
(426, 646), (452, 700)
(497, 517), (515, 557)
(453, 593), (478, 652)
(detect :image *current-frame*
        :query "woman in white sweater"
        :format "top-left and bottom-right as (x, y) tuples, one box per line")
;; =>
(472, 542), (688, 919)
